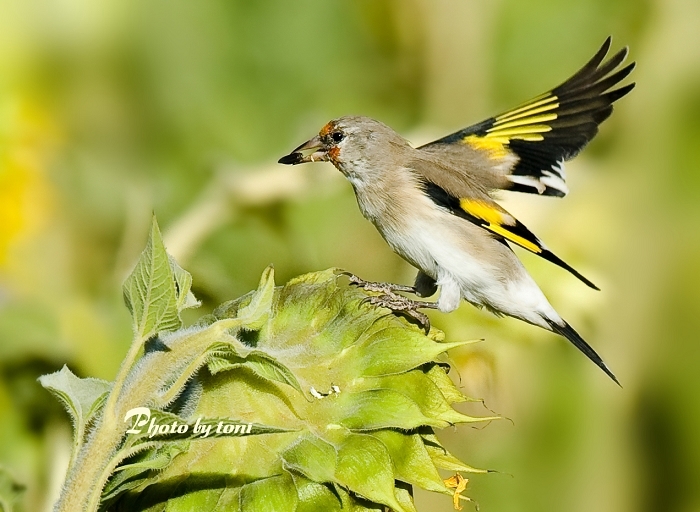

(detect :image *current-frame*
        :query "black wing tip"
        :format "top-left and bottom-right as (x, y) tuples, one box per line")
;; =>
(619, 44), (630, 61)
(600, 36), (613, 56)
(557, 38), (634, 95)
(609, 82), (636, 102)
(598, 36), (630, 64)
(503, 39), (635, 184)
(547, 319), (620, 385)
(593, 36), (613, 63)
(606, 63), (636, 93)
(420, 37), (634, 150)
(609, 45), (630, 66)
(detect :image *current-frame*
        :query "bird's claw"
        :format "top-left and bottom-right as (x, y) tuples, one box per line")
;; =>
(338, 271), (416, 294)
(338, 271), (436, 332)
(363, 292), (436, 333)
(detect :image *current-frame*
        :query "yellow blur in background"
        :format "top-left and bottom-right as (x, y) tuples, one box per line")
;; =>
(1, 0), (699, 511)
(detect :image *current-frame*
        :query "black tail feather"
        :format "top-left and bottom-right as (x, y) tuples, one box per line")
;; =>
(539, 249), (600, 290)
(547, 319), (620, 386)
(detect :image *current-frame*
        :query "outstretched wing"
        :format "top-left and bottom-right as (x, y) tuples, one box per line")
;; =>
(422, 181), (599, 290)
(420, 37), (635, 197)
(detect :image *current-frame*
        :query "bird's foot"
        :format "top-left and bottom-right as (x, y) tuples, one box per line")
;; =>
(363, 292), (438, 332)
(339, 271), (416, 295)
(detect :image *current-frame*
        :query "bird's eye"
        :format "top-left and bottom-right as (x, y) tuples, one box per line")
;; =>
(331, 131), (345, 143)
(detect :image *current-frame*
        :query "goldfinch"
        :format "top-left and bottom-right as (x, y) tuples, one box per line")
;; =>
(279, 37), (634, 384)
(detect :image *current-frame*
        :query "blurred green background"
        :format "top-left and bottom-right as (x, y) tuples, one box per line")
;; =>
(1, 0), (699, 510)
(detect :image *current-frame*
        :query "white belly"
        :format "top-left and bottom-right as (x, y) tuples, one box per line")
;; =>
(351, 175), (556, 327)
(374, 204), (556, 327)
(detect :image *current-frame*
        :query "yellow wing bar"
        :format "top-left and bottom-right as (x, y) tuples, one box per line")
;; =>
(493, 93), (559, 124)
(459, 199), (542, 254)
(463, 93), (561, 156)
(458, 198), (599, 290)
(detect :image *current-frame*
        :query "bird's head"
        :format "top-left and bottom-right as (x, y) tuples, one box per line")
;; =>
(278, 116), (411, 183)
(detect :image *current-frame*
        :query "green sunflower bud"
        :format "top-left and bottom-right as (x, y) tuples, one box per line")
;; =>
(44, 217), (493, 512)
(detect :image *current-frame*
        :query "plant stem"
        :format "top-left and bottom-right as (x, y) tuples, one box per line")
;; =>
(103, 335), (144, 423)
(53, 414), (125, 512)
(85, 441), (160, 512)
(55, 335), (145, 512)
(54, 320), (241, 511)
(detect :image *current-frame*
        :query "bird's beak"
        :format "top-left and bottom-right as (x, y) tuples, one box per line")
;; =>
(278, 135), (328, 165)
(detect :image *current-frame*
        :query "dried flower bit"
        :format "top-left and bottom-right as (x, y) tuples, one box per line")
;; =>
(309, 385), (341, 399)
(444, 473), (469, 510)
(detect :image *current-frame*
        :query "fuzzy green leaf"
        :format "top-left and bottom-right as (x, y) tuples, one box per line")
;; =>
(424, 364), (468, 404)
(170, 255), (201, 312)
(123, 216), (181, 340)
(114, 443), (188, 475)
(158, 482), (237, 512)
(101, 442), (189, 504)
(282, 435), (337, 483)
(235, 265), (275, 330)
(207, 350), (303, 393)
(239, 473), (298, 512)
(334, 433), (406, 512)
(38, 365), (111, 442)
(335, 389), (443, 430)
(290, 474), (344, 512)
(421, 432), (488, 474)
(371, 430), (447, 494)
(357, 327), (473, 376)
(395, 484), (419, 512)
(359, 370), (492, 425)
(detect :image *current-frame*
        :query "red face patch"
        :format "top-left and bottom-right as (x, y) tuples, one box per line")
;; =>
(328, 146), (340, 161)
(319, 121), (334, 138)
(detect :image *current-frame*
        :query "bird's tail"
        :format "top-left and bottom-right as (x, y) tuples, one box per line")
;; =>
(546, 318), (620, 386)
